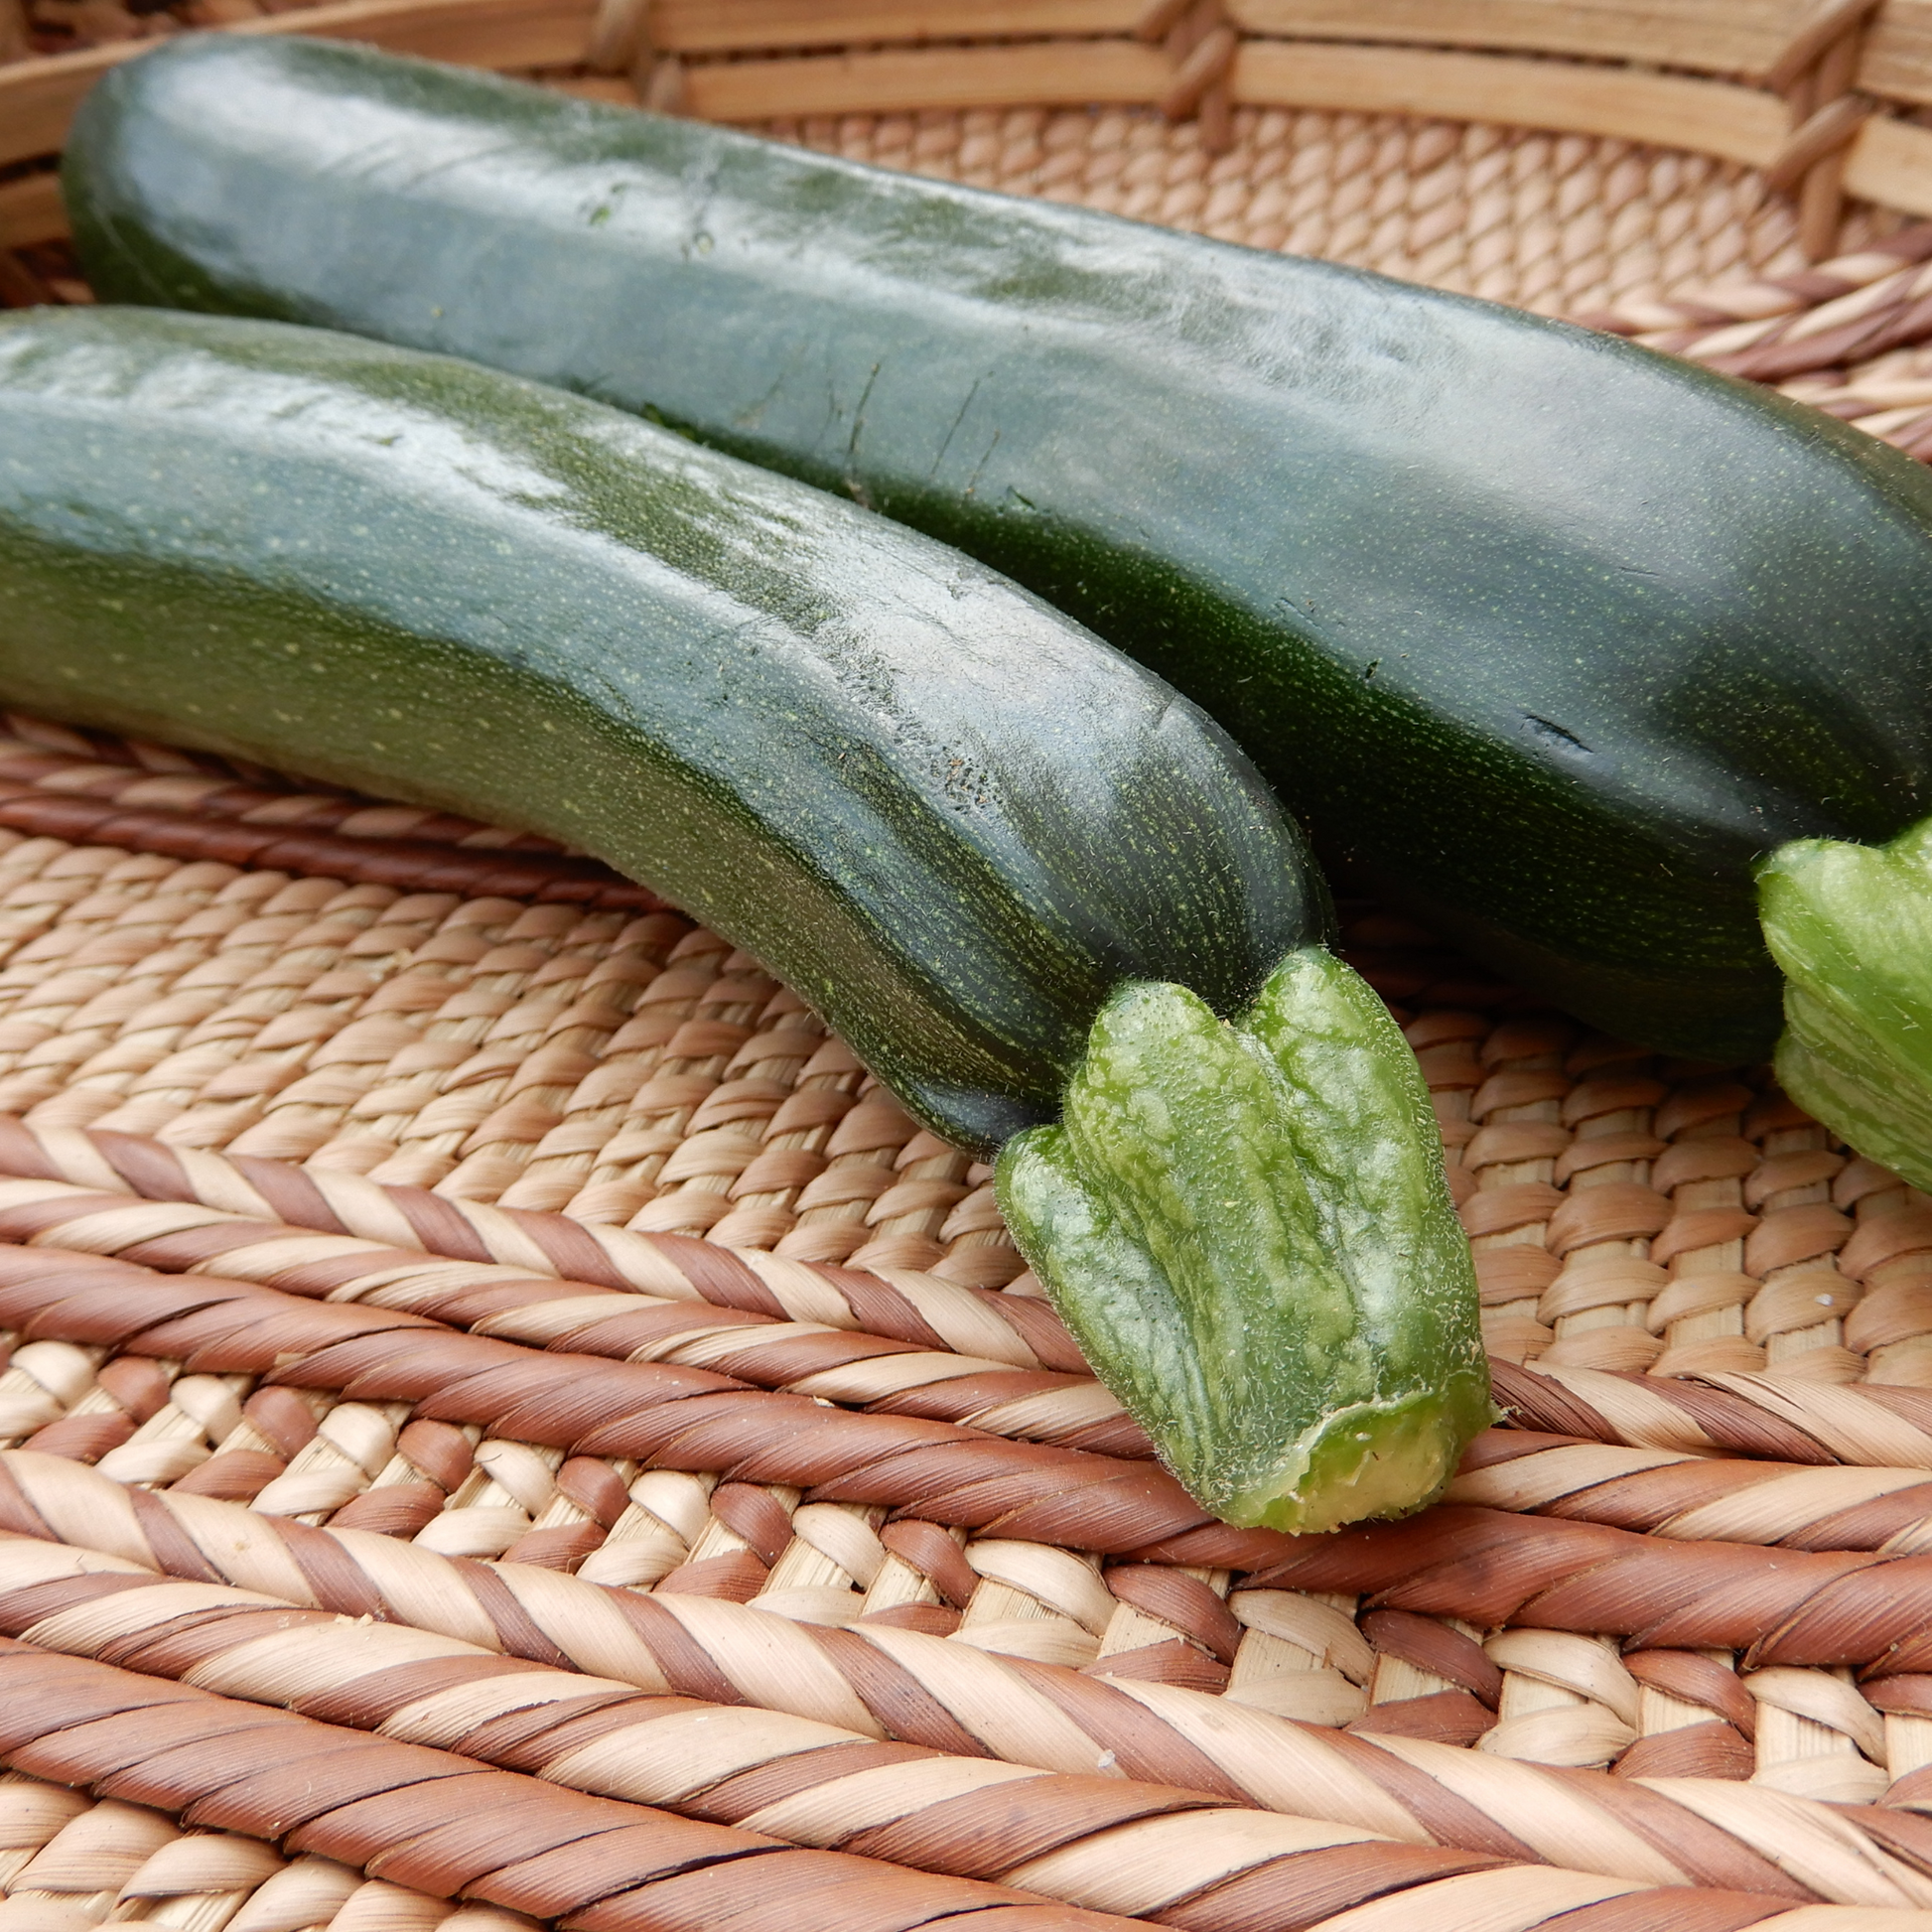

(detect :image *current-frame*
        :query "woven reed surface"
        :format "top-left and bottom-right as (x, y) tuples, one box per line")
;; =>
(10, 21), (1932, 1932)
(759, 99), (1901, 325)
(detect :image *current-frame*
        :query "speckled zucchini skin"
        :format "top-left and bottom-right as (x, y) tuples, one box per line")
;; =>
(65, 36), (1932, 1062)
(0, 307), (1321, 1157)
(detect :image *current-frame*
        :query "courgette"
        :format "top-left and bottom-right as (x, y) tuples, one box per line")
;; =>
(69, 37), (1932, 1185)
(0, 305), (1487, 1530)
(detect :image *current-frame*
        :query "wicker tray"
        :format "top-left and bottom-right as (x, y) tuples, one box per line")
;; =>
(8, 4), (1932, 1929)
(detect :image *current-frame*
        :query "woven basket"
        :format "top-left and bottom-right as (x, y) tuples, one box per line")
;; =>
(6, 5), (1932, 1929)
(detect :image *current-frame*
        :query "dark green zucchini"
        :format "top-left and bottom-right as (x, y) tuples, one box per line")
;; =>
(68, 35), (1932, 1187)
(0, 305), (1487, 1529)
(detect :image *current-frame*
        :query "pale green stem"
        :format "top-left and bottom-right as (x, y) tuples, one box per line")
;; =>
(1759, 813), (1932, 1192)
(995, 947), (1490, 1534)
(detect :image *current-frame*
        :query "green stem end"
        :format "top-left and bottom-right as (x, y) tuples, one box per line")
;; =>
(1759, 815), (1932, 1194)
(996, 948), (1491, 1535)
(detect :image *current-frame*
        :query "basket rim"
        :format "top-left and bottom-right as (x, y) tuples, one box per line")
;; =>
(8, 0), (1932, 245)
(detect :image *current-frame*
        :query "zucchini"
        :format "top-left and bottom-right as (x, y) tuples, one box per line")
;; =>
(68, 36), (1932, 1184)
(0, 305), (1488, 1528)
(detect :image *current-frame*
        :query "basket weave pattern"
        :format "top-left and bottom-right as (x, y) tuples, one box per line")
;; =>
(9, 4), (1932, 1928)
(765, 102), (1867, 316)
(3, 715), (1932, 1912)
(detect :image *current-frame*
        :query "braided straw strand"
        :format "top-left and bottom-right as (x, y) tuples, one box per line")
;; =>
(0, 1453), (1910, 1909)
(14, 1446), (1932, 1904)
(5, 806), (1931, 1391)
(0, 1637), (1852, 1932)
(18, 1757), (1770, 1932)
(0, 1125), (1102, 1431)
(0, 1176), (1127, 1454)
(0, 1635), (1144, 1932)
(0, 1766), (377, 1932)
(11, 1113), (1932, 1494)
(5, 1163), (1932, 1551)
(0, 814), (1034, 1274)
(29, 1222), (1932, 1591)
(0, 1242), (1241, 1551)
(0, 1548), (1599, 1918)
(20, 1239), (1932, 1800)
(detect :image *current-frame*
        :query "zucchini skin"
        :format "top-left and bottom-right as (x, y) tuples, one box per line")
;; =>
(65, 37), (1932, 1062)
(0, 306), (1320, 1157)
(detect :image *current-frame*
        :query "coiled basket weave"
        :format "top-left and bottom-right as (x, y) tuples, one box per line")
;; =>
(11, 4), (1932, 1929)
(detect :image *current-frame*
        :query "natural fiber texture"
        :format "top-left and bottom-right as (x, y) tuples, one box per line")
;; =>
(2, 700), (1932, 1818)
(0, 1764), (380, 1932)
(3, 1107), (1932, 1487)
(0, 1446), (1926, 1891)
(5, 1107), (1932, 1811)
(0, 1636), (1149, 1932)
(0, 715), (1910, 1392)
(0, 1755), (1863, 1932)
(759, 100), (1875, 322)
(4, 1643), (1908, 1932)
